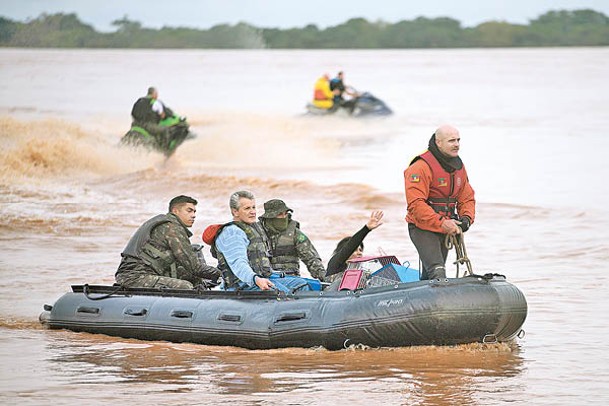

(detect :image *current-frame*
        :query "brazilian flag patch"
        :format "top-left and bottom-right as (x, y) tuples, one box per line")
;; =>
(297, 234), (308, 243)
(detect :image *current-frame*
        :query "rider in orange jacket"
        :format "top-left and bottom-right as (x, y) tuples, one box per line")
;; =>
(312, 74), (335, 110)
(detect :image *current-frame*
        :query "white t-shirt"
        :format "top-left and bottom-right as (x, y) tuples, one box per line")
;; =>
(151, 99), (165, 115)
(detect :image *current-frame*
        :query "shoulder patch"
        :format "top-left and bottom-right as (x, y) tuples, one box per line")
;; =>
(296, 233), (308, 243)
(410, 174), (420, 183)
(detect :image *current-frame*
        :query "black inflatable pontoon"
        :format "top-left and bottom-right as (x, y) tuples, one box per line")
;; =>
(40, 273), (527, 350)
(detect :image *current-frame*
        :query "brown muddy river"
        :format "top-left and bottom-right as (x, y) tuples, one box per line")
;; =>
(1, 48), (608, 405)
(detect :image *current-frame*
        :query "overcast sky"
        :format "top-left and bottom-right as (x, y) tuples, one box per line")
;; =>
(2, 0), (608, 31)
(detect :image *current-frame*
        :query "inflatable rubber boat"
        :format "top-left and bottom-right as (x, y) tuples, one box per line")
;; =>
(40, 256), (527, 350)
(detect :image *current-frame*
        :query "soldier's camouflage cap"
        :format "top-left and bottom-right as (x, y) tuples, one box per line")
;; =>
(261, 199), (293, 218)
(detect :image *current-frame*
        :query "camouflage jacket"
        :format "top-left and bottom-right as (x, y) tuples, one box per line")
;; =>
(117, 213), (220, 285)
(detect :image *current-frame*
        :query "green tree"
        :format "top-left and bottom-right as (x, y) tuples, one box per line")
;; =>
(0, 16), (19, 43)
(1, 10), (608, 48)
(6, 13), (95, 47)
(468, 21), (529, 47)
(529, 9), (609, 45)
(322, 18), (382, 48)
(380, 17), (464, 48)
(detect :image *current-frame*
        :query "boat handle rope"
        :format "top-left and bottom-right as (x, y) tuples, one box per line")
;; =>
(445, 229), (473, 278)
(83, 284), (124, 301)
(482, 334), (497, 344)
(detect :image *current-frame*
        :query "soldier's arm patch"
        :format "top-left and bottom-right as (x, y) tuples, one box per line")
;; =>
(296, 233), (308, 243)
(410, 174), (420, 183)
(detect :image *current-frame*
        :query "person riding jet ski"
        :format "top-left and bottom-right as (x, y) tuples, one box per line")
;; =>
(121, 86), (193, 157)
(305, 73), (392, 117)
(330, 71), (359, 113)
(311, 74), (336, 111)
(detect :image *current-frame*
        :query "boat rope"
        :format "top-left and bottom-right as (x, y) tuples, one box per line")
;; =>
(445, 229), (473, 277)
(83, 284), (124, 301)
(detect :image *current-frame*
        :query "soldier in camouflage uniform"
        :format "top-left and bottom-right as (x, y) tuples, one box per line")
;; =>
(115, 195), (220, 289)
(259, 199), (326, 281)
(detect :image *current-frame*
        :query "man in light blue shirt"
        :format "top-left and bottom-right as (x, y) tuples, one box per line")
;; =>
(214, 190), (311, 292)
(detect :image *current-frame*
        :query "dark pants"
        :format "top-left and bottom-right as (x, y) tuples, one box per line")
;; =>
(331, 96), (356, 113)
(340, 98), (357, 113)
(408, 223), (448, 280)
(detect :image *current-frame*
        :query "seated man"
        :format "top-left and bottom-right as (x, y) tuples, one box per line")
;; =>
(311, 74), (335, 110)
(259, 199), (325, 281)
(330, 71), (359, 113)
(115, 195), (221, 289)
(130, 86), (170, 140)
(211, 190), (312, 292)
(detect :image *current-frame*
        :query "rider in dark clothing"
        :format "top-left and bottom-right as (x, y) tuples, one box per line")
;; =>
(329, 71), (358, 113)
(130, 86), (170, 142)
(325, 226), (369, 280)
(324, 211), (384, 283)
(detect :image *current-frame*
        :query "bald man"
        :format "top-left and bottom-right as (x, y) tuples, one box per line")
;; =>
(403, 125), (476, 280)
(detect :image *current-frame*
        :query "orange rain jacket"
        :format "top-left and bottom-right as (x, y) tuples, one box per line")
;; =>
(404, 152), (476, 234)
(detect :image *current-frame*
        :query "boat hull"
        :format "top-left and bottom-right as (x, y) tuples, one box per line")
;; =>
(41, 275), (527, 350)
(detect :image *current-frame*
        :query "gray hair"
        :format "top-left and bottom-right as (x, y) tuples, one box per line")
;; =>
(229, 190), (255, 211)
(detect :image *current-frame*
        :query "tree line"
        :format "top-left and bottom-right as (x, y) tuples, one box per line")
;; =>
(0, 9), (608, 49)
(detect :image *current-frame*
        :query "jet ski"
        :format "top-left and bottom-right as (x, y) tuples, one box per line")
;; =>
(306, 91), (393, 117)
(120, 106), (195, 158)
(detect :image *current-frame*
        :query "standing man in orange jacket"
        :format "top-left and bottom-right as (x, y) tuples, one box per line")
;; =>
(404, 125), (476, 280)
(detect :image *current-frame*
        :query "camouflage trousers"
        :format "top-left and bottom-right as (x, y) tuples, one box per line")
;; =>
(116, 272), (194, 289)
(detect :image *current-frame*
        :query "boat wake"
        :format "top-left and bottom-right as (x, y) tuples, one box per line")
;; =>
(0, 116), (159, 183)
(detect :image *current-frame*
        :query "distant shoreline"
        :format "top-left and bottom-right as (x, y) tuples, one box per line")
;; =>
(1, 9), (608, 49)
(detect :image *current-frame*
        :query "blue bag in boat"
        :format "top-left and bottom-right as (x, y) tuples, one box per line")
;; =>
(372, 263), (420, 283)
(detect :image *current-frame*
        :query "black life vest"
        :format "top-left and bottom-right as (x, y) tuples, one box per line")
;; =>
(131, 97), (160, 124)
(121, 214), (178, 278)
(330, 78), (344, 93)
